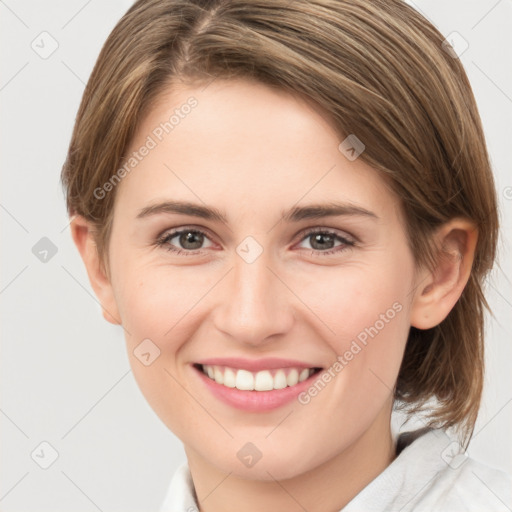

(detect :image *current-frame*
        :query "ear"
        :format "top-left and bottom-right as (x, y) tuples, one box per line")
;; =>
(410, 218), (478, 330)
(70, 215), (121, 325)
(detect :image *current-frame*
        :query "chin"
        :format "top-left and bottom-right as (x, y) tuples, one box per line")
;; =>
(208, 444), (320, 482)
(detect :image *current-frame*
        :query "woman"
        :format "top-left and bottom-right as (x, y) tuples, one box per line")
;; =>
(61, 0), (511, 510)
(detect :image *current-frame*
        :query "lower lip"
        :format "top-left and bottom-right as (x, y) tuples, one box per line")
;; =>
(192, 365), (321, 412)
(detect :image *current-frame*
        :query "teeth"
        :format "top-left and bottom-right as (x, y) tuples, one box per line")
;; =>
(299, 368), (310, 382)
(254, 370), (273, 391)
(224, 368), (236, 388)
(214, 366), (224, 384)
(274, 370), (287, 389)
(236, 369), (254, 390)
(287, 368), (299, 386)
(200, 365), (317, 391)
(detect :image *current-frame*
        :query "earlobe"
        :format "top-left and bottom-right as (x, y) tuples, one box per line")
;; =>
(70, 215), (122, 326)
(410, 218), (478, 330)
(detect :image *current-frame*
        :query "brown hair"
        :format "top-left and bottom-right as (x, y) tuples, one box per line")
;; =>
(61, 0), (499, 445)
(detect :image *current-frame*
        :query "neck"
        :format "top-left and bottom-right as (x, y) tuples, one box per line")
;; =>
(185, 404), (396, 512)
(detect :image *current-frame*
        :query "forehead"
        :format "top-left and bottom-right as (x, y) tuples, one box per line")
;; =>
(114, 78), (401, 224)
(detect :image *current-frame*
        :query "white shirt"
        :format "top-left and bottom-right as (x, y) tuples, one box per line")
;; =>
(159, 428), (512, 511)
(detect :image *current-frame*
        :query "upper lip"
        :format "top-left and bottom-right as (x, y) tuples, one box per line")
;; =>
(194, 357), (323, 372)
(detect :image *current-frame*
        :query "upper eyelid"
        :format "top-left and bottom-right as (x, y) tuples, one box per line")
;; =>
(158, 225), (217, 245)
(300, 226), (356, 243)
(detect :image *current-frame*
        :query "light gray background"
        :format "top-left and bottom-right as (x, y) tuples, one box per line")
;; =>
(1, 1), (511, 510)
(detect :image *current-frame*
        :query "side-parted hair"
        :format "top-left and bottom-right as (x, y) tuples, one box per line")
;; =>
(61, 0), (499, 445)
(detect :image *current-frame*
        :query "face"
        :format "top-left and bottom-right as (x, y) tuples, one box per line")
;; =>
(103, 78), (421, 480)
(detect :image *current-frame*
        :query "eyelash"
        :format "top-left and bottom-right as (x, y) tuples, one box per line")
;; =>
(154, 226), (356, 257)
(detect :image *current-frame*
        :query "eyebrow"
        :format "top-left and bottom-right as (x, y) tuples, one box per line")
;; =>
(282, 202), (378, 222)
(135, 200), (378, 223)
(136, 201), (228, 223)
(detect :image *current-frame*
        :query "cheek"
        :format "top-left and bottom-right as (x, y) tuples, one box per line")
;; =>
(303, 259), (411, 340)
(113, 261), (203, 344)
(109, 260), (200, 412)
(114, 271), (206, 442)
(300, 257), (413, 396)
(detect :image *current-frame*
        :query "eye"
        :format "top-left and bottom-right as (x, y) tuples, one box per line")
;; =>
(155, 226), (355, 257)
(296, 228), (355, 256)
(155, 227), (215, 255)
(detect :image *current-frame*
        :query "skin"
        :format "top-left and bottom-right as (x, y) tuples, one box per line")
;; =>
(71, 78), (477, 511)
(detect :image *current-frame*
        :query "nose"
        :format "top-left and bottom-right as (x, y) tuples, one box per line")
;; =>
(211, 246), (294, 347)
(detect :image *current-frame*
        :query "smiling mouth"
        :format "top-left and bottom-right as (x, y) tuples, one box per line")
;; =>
(193, 363), (323, 391)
